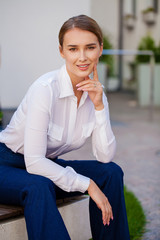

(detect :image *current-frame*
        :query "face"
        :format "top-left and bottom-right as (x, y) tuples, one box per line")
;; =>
(59, 28), (103, 83)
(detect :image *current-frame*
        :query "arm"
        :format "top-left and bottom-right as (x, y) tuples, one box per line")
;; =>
(92, 94), (116, 163)
(24, 83), (90, 193)
(76, 64), (116, 163)
(76, 65), (115, 225)
(88, 179), (113, 226)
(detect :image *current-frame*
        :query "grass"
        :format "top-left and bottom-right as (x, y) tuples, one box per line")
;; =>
(124, 186), (146, 240)
(89, 186), (146, 240)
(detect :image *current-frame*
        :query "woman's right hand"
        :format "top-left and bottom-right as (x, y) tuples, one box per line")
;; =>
(87, 179), (113, 226)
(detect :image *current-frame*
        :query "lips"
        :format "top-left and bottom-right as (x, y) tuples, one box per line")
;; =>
(77, 64), (90, 71)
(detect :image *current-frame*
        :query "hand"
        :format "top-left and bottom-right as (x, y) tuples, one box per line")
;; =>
(76, 64), (104, 110)
(88, 179), (113, 226)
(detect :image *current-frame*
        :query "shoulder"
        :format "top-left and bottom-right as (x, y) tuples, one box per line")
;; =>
(22, 68), (62, 108)
(35, 68), (60, 87)
(28, 67), (62, 96)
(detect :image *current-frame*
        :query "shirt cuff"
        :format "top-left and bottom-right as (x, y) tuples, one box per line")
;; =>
(75, 174), (90, 193)
(95, 108), (107, 125)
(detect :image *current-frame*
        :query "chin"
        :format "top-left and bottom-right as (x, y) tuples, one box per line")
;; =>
(77, 71), (91, 79)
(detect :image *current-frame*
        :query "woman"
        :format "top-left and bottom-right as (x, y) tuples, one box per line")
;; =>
(0, 15), (130, 240)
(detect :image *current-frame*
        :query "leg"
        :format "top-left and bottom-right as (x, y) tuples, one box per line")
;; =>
(0, 143), (70, 240)
(54, 158), (130, 240)
(0, 166), (71, 240)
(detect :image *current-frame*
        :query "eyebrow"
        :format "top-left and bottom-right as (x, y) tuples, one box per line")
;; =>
(67, 43), (97, 47)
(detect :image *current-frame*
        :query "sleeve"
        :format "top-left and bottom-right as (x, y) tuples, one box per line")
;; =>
(92, 93), (116, 163)
(24, 83), (90, 193)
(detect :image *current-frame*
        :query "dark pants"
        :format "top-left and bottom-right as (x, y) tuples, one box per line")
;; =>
(0, 142), (130, 240)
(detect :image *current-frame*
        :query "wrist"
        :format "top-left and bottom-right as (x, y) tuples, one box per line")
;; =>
(95, 103), (104, 111)
(87, 179), (94, 192)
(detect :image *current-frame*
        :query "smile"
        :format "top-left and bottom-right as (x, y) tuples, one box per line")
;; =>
(77, 64), (90, 71)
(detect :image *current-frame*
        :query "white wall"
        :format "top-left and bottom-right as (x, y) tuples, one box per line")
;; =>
(91, 0), (119, 48)
(0, 0), (91, 108)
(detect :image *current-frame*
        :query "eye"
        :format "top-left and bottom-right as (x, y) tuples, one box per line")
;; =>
(88, 46), (96, 50)
(69, 48), (77, 52)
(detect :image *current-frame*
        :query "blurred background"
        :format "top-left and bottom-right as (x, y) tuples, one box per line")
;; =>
(0, 0), (160, 108)
(0, 0), (160, 239)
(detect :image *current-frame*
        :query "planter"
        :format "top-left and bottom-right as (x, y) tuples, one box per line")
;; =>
(142, 10), (156, 25)
(107, 77), (119, 92)
(124, 15), (136, 30)
(97, 62), (108, 88)
(137, 64), (160, 107)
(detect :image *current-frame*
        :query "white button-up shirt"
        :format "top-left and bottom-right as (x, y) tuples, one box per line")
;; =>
(0, 65), (116, 193)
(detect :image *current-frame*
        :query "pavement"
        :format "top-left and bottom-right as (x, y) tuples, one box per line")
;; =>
(1, 92), (160, 239)
(62, 92), (160, 240)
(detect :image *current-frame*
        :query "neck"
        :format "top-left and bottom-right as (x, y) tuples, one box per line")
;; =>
(65, 67), (85, 91)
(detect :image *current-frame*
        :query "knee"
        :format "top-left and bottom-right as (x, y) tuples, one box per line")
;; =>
(21, 175), (55, 204)
(111, 162), (123, 176)
(103, 162), (124, 180)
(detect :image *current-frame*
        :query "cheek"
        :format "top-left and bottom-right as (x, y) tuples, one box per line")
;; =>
(90, 52), (100, 63)
(65, 54), (78, 63)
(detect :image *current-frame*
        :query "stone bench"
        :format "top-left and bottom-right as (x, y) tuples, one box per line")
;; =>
(0, 196), (92, 240)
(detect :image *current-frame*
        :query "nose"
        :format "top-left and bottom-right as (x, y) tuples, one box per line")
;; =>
(79, 50), (87, 62)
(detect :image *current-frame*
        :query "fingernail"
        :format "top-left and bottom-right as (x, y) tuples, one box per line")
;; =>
(76, 84), (80, 87)
(77, 88), (81, 90)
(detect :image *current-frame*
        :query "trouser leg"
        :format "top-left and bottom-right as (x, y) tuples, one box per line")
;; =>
(0, 143), (70, 240)
(0, 166), (71, 240)
(54, 158), (130, 240)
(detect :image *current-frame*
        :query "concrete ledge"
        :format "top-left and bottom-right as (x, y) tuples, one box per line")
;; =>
(0, 196), (92, 240)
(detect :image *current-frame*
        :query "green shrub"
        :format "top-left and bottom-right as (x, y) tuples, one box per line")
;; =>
(99, 35), (114, 76)
(136, 35), (156, 63)
(124, 186), (146, 240)
(155, 42), (160, 63)
(0, 110), (3, 125)
(136, 35), (160, 63)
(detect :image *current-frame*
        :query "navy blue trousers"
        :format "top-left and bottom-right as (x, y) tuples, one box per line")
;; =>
(0, 143), (130, 240)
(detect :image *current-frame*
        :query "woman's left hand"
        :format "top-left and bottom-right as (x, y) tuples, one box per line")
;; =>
(76, 64), (104, 110)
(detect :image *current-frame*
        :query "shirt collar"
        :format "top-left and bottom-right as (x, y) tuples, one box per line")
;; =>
(58, 65), (74, 98)
(58, 65), (89, 105)
(78, 91), (88, 108)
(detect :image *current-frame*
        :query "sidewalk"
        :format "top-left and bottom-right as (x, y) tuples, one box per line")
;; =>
(62, 92), (160, 240)
(108, 92), (160, 240)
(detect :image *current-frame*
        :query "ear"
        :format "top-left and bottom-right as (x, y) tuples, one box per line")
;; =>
(59, 45), (65, 58)
(99, 43), (103, 57)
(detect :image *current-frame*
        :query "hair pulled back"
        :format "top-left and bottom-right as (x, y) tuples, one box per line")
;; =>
(59, 15), (103, 47)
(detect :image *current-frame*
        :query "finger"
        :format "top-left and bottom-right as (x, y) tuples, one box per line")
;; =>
(93, 64), (99, 82)
(106, 204), (113, 224)
(77, 81), (103, 90)
(77, 84), (102, 92)
(107, 201), (113, 221)
(76, 79), (92, 87)
(76, 80), (98, 88)
(101, 207), (107, 226)
(105, 207), (110, 225)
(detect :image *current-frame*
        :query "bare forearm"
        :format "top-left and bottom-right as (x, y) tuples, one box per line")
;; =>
(88, 179), (113, 226)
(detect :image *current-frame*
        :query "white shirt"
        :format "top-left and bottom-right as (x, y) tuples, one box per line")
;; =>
(0, 65), (116, 193)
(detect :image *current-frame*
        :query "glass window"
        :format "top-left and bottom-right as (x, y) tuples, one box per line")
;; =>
(153, 0), (158, 12)
(124, 0), (136, 16)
